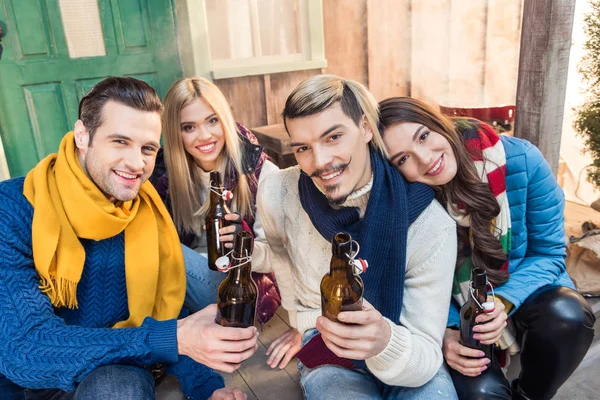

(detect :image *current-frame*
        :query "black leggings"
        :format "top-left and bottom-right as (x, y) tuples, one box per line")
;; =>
(450, 286), (595, 400)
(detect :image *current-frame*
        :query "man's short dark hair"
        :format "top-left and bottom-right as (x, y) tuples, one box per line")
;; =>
(78, 77), (163, 142)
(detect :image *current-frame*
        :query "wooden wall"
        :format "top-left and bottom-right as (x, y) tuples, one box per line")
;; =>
(214, 0), (524, 129)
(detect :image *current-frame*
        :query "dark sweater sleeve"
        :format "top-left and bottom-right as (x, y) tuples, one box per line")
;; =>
(0, 182), (178, 391)
(164, 356), (224, 400)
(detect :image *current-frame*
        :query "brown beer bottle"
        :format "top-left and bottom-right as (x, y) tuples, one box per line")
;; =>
(206, 171), (230, 271)
(216, 230), (258, 328)
(320, 232), (364, 323)
(459, 267), (494, 361)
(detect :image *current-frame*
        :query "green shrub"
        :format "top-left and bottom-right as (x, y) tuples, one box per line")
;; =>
(575, 0), (600, 189)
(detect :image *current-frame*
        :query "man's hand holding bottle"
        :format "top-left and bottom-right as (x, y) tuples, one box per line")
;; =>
(176, 304), (259, 373)
(316, 299), (392, 360)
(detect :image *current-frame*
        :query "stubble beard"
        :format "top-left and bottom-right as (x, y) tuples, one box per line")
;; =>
(84, 156), (142, 203)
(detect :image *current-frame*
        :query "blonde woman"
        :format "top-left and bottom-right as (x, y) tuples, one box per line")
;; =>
(150, 77), (280, 323)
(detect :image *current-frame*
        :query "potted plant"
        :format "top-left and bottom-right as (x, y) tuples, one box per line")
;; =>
(575, 0), (600, 211)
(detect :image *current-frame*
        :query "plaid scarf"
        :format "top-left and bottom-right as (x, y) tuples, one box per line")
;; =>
(449, 119), (516, 351)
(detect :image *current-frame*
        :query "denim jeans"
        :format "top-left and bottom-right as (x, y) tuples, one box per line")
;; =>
(0, 365), (155, 400)
(181, 244), (225, 313)
(299, 329), (458, 400)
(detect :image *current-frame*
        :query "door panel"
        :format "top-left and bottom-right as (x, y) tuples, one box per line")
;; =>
(112, 0), (149, 54)
(6, 0), (57, 61)
(23, 82), (70, 159)
(0, 0), (181, 177)
(127, 72), (159, 92)
(75, 77), (107, 101)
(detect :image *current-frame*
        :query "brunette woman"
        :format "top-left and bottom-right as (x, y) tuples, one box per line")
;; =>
(378, 97), (595, 400)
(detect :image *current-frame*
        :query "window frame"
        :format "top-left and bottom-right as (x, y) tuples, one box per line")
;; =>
(174, 0), (327, 80)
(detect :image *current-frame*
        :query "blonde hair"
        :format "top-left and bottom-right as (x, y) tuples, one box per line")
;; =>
(281, 74), (387, 157)
(162, 77), (253, 234)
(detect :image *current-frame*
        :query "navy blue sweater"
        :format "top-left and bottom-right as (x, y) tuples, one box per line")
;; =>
(0, 177), (223, 399)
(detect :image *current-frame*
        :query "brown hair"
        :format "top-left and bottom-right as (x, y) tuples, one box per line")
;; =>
(378, 97), (508, 285)
(78, 77), (163, 142)
(162, 77), (253, 234)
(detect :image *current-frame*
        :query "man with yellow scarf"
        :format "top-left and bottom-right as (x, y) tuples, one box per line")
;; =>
(0, 77), (255, 400)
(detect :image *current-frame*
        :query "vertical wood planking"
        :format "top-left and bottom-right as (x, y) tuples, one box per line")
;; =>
(410, 0), (451, 105)
(322, 0), (368, 84)
(483, 0), (522, 106)
(447, 0), (488, 107)
(514, 0), (576, 174)
(366, 0), (411, 101)
(216, 75), (268, 128)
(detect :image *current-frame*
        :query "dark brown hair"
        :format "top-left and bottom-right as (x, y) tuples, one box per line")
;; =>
(378, 97), (508, 285)
(78, 76), (163, 142)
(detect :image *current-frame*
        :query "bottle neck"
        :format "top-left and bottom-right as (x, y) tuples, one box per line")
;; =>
(471, 285), (487, 308)
(229, 243), (253, 279)
(210, 185), (224, 205)
(330, 255), (354, 278)
(228, 257), (252, 281)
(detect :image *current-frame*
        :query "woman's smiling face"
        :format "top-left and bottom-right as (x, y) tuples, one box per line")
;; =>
(179, 97), (226, 171)
(383, 121), (458, 186)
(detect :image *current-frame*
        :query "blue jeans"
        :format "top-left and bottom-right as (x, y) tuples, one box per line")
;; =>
(0, 365), (154, 400)
(299, 330), (458, 400)
(181, 244), (225, 313)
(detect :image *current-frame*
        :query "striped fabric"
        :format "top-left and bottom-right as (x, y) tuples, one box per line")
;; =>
(448, 119), (516, 351)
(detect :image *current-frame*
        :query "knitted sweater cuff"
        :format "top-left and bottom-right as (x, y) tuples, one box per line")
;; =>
(366, 318), (411, 372)
(144, 317), (178, 364)
(295, 310), (321, 334)
(194, 374), (225, 400)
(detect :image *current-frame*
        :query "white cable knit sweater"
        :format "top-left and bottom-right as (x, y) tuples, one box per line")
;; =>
(252, 166), (457, 387)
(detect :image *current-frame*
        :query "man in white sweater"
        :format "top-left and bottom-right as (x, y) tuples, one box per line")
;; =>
(253, 75), (458, 399)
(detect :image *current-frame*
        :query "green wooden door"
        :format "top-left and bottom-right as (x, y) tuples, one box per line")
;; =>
(0, 0), (181, 177)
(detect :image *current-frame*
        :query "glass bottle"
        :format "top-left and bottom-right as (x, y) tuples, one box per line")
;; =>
(206, 171), (230, 271)
(216, 231), (258, 328)
(459, 267), (494, 361)
(320, 232), (364, 323)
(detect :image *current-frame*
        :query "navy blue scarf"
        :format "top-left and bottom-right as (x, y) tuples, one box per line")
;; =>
(298, 148), (434, 323)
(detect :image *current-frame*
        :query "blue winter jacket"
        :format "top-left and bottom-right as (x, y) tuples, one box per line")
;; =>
(448, 135), (574, 327)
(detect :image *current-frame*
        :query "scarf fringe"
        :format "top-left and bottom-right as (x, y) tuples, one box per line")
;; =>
(39, 276), (79, 309)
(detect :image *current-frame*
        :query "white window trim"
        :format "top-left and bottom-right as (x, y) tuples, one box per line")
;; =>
(174, 0), (327, 80)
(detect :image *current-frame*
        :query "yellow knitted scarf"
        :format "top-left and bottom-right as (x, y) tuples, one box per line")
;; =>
(23, 131), (185, 328)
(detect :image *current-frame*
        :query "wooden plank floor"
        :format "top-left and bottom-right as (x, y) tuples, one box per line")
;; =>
(221, 308), (303, 400)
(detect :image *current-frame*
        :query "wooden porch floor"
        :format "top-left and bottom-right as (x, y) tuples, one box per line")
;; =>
(221, 308), (303, 400)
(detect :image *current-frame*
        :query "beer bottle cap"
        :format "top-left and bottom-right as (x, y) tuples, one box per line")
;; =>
(222, 190), (233, 201)
(215, 256), (230, 271)
(482, 301), (495, 313)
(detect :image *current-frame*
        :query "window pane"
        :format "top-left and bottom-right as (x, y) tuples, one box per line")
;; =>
(58, 0), (106, 58)
(206, 0), (254, 60)
(257, 0), (301, 57)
